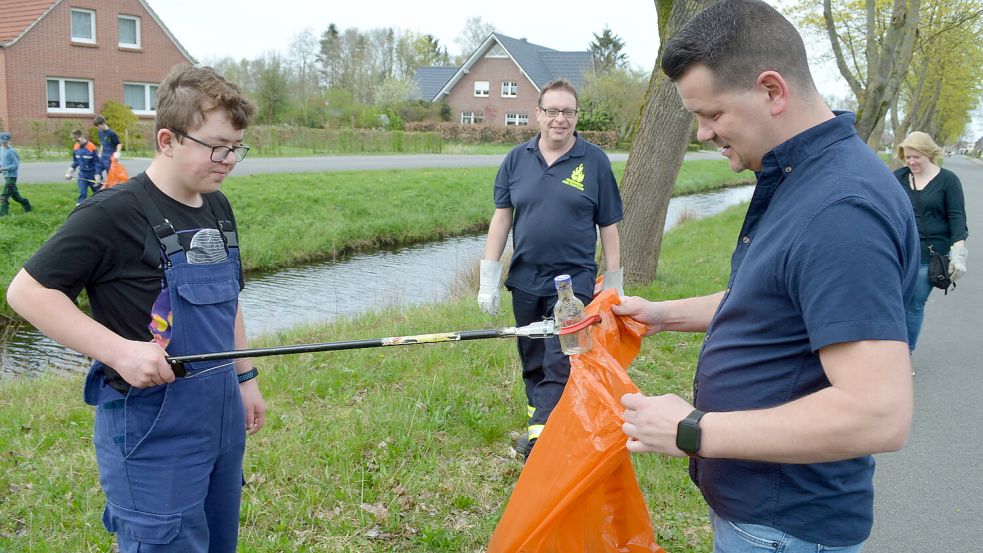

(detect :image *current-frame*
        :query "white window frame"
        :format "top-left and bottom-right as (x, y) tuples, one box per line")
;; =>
(46, 78), (94, 113)
(461, 112), (484, 124)
(124, 82), (159, 115)
(501, 81), (518, 98)
(70, 8), (96, 44)
(473, 81), (489, 97)
(505, 113), (528, 126)
(118, 15), (141, 48)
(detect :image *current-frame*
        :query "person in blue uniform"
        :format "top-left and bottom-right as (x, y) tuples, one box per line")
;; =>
(7, 64), (266, 553)
(612, 1), (919, 551)
(478, 79), (624, 460)
(66, 129), (104, 205)
(94, 115), (122, 178)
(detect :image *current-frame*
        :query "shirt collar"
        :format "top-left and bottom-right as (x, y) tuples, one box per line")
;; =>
(762, 111), (857, 175)
(526, 131), (586, 158)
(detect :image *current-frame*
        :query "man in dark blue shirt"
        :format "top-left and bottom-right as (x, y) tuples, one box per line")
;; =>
(478, 79), (624, 460)
(613, 1), (918, 550)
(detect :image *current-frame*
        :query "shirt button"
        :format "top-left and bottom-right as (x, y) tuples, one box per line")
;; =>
(742, 236), (751, 245)
(785, 166), (793, 173)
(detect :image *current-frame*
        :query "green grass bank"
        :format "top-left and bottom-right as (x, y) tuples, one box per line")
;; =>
(0, 159), (752, 320)
(0, 202), (746, 552)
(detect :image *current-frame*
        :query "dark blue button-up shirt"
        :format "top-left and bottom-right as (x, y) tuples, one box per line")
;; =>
(494, 133), (623, 298)
(691, 113), (919, 546)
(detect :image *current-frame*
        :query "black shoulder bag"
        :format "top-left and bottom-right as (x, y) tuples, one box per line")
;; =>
(910, 173), (954, 294)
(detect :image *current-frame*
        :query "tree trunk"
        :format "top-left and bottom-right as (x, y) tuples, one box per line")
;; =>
(621, 0), (716, 286)
(853, 0), (921, 141)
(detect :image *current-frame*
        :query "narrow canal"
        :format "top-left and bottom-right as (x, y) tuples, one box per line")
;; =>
(1, 185), (754, 377)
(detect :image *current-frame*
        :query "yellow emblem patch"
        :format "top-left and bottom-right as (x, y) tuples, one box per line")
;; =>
(562, 163), (586, 191)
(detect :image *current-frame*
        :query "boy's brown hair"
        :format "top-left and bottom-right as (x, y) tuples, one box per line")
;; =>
(154, 64), (255, 151)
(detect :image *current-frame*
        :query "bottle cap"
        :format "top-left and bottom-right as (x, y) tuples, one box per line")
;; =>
(553, 274), (572, 286)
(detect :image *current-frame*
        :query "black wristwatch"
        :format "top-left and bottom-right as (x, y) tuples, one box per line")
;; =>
(676, 409), (707, 457)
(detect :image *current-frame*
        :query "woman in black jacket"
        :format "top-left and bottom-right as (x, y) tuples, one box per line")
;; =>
(894, 131), (969, 353)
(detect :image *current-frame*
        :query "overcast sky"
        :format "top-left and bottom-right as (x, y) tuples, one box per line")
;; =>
(147, 0), (982, 141)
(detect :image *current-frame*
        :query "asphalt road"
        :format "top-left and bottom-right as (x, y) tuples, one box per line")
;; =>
(866, 154), (983, 551)
(15, 150), (729, 183)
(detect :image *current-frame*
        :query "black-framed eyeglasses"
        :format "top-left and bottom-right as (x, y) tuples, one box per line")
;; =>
(539, 107), (579, 118)
(173, 130), (250, 162)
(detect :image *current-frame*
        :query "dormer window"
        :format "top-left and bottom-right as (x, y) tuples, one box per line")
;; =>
(71, 8), (96, 44)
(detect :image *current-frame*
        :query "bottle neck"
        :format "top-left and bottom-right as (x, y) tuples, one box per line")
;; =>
(555, 282), (575, 300)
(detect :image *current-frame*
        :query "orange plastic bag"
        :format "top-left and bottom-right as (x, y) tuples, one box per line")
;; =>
(488, 289), (666, 553)
(104, 158), (129, 188)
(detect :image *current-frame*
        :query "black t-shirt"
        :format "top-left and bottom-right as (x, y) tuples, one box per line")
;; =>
(24, 172), (243, 391)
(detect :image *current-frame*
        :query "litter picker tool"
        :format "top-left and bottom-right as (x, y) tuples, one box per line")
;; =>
(166, 314), (602, 377)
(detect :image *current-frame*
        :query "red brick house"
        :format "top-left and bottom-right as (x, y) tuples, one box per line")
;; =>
(414, 33), (594, 128)
(0, 0), (194, 141)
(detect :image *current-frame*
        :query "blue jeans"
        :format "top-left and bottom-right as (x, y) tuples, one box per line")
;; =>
(711, 509), (864, 552)
(904, 263), (933, 352)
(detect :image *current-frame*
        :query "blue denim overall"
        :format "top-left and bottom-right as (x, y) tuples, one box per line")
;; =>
(83, 184), (246, 552)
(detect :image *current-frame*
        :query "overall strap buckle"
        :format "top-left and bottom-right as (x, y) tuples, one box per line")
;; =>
(153, 220), (183, 257)
(217, 220), (238, 248)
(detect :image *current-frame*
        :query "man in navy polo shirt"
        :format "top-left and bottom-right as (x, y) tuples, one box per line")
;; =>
(613, 1), (918, 551)
(478, 79), (624, 460)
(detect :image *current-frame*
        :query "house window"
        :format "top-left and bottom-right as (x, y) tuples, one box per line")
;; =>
(47, 78), (94, 112)
(473, 81), (489, 97)
(461, 112), (484, 124)
(70, 8), (96, 43)
(505, 113), (528, 126)
(119, 15), (141, 48)
(501, 81), (518, 97)
(124, 83), (159, 114)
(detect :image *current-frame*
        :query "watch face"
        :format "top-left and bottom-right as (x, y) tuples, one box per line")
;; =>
(677, 422), (700, 452)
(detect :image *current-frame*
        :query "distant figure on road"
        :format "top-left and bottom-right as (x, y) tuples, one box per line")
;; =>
(66, 129), (103, 206)
(612, 1), (919, 550)
(894, 131), (969, 352)
(1, 131), (32, 216)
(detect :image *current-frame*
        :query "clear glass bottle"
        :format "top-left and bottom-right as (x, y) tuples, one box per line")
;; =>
(553, 275), (591, 355)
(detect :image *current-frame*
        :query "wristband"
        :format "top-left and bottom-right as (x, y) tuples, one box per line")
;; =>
(236, 368), (259, 383)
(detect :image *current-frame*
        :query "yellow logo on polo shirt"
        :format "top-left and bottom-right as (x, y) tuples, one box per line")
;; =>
(562, 163), (586, 191)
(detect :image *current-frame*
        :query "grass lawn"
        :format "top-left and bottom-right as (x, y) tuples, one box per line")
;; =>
(0, 203), (745, 552)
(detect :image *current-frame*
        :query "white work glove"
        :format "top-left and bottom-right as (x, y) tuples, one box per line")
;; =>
(602, 268), (625, 296)
(65, 168), (75, 180)
(948, 243), (968, 282)
(94, 173), (103, 185)
(113, 151), (120, 160)
(477, 259), (503, 316)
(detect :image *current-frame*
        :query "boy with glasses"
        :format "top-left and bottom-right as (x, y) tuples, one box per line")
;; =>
(7, 64), (266, 552)
(478, 79), (624, 461)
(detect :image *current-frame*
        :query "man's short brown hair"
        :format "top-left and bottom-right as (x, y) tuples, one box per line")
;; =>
(538, 79), (579, 108)
(154, 64), (255, 151)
